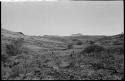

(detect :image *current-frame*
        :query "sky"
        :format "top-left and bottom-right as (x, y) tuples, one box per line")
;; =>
(1, 1), (123, 36)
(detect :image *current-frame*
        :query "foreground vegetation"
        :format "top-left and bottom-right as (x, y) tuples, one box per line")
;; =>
(1, 30), (124, 80)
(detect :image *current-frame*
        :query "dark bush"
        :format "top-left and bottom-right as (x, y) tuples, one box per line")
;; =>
(76, 40), (83, 45)
(72, 39), (83, 45)
(6, 38), (24, 56)
(67, 44), (73, 49)
(83, 45), (105, 53)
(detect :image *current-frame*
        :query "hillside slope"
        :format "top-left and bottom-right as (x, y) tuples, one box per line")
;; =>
(1, 28), (124, 80)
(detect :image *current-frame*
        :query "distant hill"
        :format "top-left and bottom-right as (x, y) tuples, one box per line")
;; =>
(2, 28), (123, 49)
(1, 28), (107, 47)
(1, 28), (25, 38)
(95, 33), (124, 46)
(71, 33), (83, 36)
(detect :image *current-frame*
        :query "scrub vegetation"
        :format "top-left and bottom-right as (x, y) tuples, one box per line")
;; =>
(1, 28), (124, 80)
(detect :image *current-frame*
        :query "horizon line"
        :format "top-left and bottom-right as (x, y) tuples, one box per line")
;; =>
(1, 27), (123, 37)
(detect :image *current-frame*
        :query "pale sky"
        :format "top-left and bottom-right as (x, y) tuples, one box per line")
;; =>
(1, 1), (123, 36)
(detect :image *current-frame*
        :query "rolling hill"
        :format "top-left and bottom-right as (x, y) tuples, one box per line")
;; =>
(1, 28), (124, 80)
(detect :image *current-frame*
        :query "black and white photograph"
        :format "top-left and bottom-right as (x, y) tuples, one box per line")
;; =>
(1, 0), (124, 80)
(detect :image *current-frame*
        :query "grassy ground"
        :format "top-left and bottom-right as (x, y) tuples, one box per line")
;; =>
(1, 29), (124, 80)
